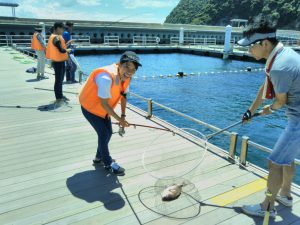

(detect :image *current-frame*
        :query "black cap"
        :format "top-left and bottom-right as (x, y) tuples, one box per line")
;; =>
(66, 21), (74, 27)
(120, 51), (142, 67)
(54, 22), (64, 30)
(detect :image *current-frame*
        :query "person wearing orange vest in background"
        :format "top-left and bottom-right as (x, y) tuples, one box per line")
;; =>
(31, 26), (47, 80)
(79, 51), (142, 175)
(46, 22), (72, 105)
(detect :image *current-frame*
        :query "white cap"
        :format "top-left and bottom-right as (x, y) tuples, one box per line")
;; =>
(238, 32), (276, 46)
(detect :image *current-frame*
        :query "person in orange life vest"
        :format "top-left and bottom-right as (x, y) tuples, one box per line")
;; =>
(46, 22), (72, 104)
(31, 26), (47, 80)
(240, 17), (300, 218)
(79, 51), (142, 175)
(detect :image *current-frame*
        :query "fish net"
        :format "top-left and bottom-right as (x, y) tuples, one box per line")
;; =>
(139, 128), (207, 219)
(142, 127), (208, 180)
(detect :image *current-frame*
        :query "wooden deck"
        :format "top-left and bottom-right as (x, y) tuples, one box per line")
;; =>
(0, 46), (300, 225)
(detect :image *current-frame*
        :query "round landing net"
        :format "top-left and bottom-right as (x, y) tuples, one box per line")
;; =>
(138, 177), (202, 219)
(142, 127), (208, 180)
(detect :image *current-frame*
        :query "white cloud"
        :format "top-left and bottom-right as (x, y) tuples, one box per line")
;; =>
(76, 0), (101, 6)
(122, 0), (177, 9)
(7, 0), (173, 23)
(16, 4), (163, 23)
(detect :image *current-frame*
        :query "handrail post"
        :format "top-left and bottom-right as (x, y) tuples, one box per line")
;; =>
(240, 136), (249, 166)
(79, 71), (83, 83)
(228, 132), (238, 163)
(147, 98), (152, 119)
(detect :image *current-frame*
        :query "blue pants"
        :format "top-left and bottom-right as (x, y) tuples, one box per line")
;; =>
(269, 119), (300, 166)
(81, 106), (113, 166)
(66, 55), (77, 81)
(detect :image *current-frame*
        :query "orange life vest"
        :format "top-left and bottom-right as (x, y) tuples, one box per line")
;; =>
(79, 64), (130, 119)
(46, 34), (68, 62)
(31, 32), (45, 51)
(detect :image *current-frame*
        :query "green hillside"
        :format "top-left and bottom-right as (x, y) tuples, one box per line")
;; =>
(165, 0), (300, 29)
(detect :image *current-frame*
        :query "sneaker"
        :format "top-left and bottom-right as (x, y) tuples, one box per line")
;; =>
(36, 75), (41, 80)
(40, 75), (49, 80)
(66, 80), (72, 84)
(242, 204), (277, 219)
(93, 158), (104, 166)
(93, 158), (115, 166)
(54, 99), (65, 107)
(276, 195), (293, 207)
(71, 80), (79, 83)
(62, 96), (70, 102)
(105, 162), (125, 176)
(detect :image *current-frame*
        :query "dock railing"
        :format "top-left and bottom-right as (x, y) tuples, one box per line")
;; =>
(133, 36), (159, 46)
(4, 34), (91, 48)
(0, 35), (9, 46)
(72, 35), (91, 46)
(129, 92), (300, 167)
(104, 36), (119, 46)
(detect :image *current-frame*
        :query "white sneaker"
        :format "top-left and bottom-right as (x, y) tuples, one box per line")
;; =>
(276, 195), (293, 207)
(242, 204), (277, 218)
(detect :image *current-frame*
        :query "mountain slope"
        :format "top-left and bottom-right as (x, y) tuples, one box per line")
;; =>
(165, 0), (300, 29)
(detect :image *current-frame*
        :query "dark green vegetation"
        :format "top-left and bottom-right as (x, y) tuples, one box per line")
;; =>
(165, 0), (300, 29)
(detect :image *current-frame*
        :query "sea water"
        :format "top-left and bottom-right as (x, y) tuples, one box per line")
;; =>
(76, 53), (299, 184)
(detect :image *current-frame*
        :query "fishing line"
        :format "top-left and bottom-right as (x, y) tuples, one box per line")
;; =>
(0, 102), (73, 113)
(34, 87), (79, 95)
(142, 127), (208, 180)
(111, 122), (173, 133)
(122, 113), (260, 181)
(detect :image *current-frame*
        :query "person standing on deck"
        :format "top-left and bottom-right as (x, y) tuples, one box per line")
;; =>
(46, 22), (72, 104)
(79, 51), (142, 176)
(238, 17), (300, 218)
(31, 26), (47, 80)
(63, 21), (78, 84)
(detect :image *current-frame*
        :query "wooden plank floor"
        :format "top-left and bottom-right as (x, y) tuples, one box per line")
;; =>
(0, 46), (300, 225)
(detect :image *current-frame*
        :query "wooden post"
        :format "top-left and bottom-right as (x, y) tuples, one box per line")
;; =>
(228, 132), (238, 163)
(240, 136), (249, 166)
(147, 99), (152, 119)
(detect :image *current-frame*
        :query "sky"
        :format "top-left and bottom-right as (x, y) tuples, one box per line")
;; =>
(0, 0), (180, 23)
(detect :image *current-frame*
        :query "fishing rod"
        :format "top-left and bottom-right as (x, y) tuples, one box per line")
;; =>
(111, 122), (173, 133)
(206, 112), (260, 140)
(34, 87), (79, 95)
(113, 112), (261, 139)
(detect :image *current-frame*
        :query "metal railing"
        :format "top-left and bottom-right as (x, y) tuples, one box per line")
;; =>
(132, 36), (160, 46)
(279, 39), (299, 47)
(16, 47), (38, 58)
(104, 36), (119, 46)
(170, 37), (217, 46)
(9, 35), (32, 47)
(129, 92), (300, 167)
(0, 35), (9, 46)
(3, 35), (91, 48)
(72, 35), (91, 46)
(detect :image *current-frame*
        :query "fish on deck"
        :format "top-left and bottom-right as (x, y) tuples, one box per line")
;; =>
(161, 184), (184, 201)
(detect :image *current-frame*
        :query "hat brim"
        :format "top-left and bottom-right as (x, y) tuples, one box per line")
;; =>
(135, 61), (142, 67)
(237, 38), (253, 46)
(237, 32), (277, 46)
(122, 59), (142, 67)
